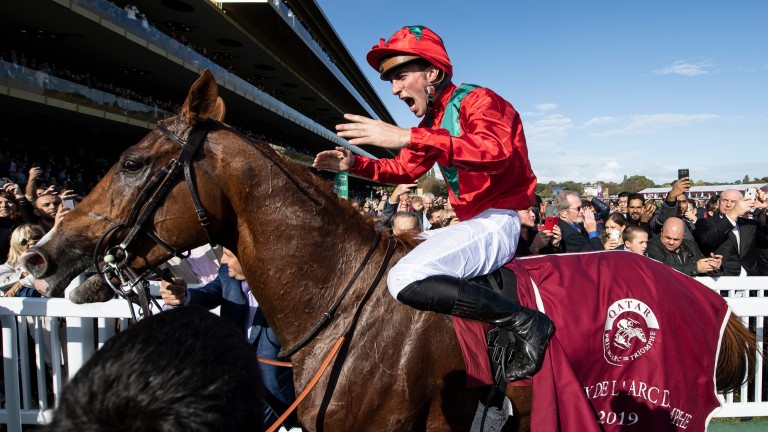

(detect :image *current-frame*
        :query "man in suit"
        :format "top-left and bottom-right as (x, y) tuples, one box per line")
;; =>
(160, 248), (296, 429)
(554, 191), (604, 252)
(694, 189), (768, 276)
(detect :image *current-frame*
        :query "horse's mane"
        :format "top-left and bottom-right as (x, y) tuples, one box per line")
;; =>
(209, 119), (381, 232)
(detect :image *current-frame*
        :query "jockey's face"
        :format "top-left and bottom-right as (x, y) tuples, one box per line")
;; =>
(389, 62), (441, 118)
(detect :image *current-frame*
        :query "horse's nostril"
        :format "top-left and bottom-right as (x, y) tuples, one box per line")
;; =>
(29, 255), (45, 267)
(21, 251), (50, 278)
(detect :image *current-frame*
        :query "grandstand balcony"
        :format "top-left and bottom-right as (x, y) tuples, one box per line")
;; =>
(1, 0), (394, 166)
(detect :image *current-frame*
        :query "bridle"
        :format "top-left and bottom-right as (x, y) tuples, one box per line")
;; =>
(93, 118), (218, 320)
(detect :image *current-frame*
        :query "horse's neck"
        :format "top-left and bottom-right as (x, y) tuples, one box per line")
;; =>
(212, 134), (406, 354)
(243, 219), (391, 354)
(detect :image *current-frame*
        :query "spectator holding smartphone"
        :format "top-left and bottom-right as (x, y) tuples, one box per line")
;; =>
(694, 189), (768, 276)
(650, 178), (696, 240)
(516, 206), (560, 256)
(377, 183), (417, 227)
(601, 212), (628, 250)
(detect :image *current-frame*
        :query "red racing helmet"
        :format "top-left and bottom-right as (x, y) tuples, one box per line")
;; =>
(366, 25), (453, 80)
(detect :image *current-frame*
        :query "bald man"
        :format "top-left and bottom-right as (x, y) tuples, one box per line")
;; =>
(694, 189), (768, 276)
(648, 217), (723, 276)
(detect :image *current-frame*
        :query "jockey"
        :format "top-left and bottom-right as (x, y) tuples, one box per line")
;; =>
(313, 25), (554, 380)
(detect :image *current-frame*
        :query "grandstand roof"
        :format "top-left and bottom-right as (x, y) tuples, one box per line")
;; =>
(1, 0), (396, 164)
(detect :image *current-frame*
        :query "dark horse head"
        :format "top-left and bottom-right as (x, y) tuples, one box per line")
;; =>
(21, 70), (230, 303)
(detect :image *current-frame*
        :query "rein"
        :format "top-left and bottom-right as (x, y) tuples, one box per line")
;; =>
(93, 118), (218, 319)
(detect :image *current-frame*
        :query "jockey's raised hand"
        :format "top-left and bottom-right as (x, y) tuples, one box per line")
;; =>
(335, 113), (410, 148)
(313, 146), (355, 172)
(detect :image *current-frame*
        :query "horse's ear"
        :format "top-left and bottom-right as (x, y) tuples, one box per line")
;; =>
(181, 69), (225, 125)
(212, 97), (226, 122)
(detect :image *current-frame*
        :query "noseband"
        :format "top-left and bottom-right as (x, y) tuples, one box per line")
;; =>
(94, 118), (218, 319)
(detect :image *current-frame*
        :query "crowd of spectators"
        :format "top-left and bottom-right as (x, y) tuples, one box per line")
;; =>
(535, 178), (768, 277)
(354, 176), (767, 279)
(0, 48), (181, 115)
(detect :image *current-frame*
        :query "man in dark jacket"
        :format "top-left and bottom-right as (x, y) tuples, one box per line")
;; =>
(554, 191), (604, 252)
(160, 248), (296, 429)
(694, 189), (768, 276)
(647, 218), (722, 276)
(650, 178), (697, 240)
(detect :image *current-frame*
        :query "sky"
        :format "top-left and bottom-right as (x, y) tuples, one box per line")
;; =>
(317, 0), (767, 185)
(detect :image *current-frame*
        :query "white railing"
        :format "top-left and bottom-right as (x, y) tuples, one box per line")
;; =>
(695, 276), (767, 418)
(0, 297), (158, 431)
(0, 278), (766, 430)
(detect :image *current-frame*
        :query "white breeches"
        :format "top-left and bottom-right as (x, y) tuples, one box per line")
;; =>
(387, 208), (520, 298)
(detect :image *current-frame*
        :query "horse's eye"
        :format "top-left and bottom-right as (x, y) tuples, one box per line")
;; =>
(122, 160), (142, 172)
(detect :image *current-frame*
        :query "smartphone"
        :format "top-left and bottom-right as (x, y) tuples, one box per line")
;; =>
(543, 216), (558, 231)
(609, 230), (620, 240)
(62, 198), (76, 210)
(678, 169), (689, 180)
(744, 188), (757, 200)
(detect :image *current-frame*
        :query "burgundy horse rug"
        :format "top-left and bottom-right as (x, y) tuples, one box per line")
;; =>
(458, 251), (729, 431)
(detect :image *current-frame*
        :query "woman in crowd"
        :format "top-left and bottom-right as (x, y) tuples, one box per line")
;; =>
(601, 212), (628, 250)
(1, 223), (45, 297)
(438, 208), (458, 228)
(517, 206), (561, 256)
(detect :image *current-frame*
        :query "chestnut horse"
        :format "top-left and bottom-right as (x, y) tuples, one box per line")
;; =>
(22, 71), (754, 431)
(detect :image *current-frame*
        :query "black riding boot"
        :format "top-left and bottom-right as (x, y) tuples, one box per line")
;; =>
(397, 274), (555, 380)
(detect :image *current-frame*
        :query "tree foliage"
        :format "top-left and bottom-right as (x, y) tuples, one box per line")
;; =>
(619, 175), (656, 193)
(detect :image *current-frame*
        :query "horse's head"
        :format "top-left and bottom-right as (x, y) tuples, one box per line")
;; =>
(21, 70), (229, 303)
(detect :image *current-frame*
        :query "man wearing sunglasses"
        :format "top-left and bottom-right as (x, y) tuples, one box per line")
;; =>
(555, 191), (604, 252)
